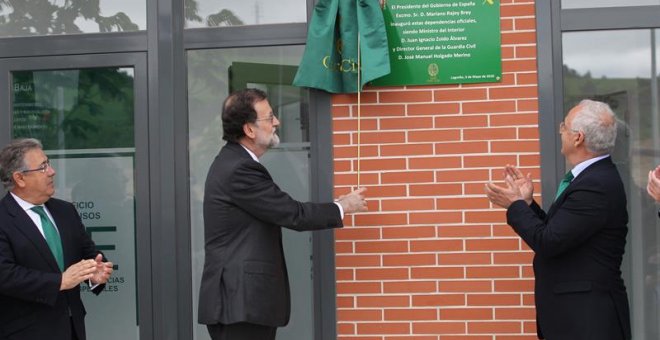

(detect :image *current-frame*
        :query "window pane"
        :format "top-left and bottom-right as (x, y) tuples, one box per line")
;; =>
(563, 29), (660, 339)
(11, 67), (139, 340)
(562, 0), (660, 9)
(185, 0), (306, 28)
(188, 46), (314, 340)
(0, 0), (145, 37)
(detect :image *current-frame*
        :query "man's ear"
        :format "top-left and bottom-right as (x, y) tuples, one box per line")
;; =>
(12, 172), (26, 189)
(574, 130), (585, 147)
(243, 123), (256, 139)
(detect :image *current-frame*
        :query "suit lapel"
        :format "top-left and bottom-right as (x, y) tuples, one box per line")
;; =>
(546, 191), (567, 218)
(3, 193), (61, 272)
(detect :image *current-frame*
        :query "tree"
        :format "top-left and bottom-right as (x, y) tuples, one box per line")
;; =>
(0, 0), (246, 36)
(0, 0), (138, 36)
(185, 2), (244, 27)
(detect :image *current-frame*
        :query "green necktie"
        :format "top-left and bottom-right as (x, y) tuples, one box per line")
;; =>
(31, 206), (64, 271)
(555, 171), (575, 200)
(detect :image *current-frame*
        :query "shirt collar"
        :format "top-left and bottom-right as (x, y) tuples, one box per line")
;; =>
(10, 192), (40, 211)
(570, 154), (610, 180)
(239, 143), (259, 163)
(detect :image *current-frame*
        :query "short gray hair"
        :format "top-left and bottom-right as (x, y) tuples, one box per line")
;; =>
(0, 138), (43, 190)
(571, 99), (618, 155)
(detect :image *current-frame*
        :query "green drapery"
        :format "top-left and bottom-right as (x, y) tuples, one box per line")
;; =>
(293, 0), (391, 93)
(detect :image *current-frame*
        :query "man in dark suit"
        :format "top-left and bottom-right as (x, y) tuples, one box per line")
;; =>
(0, 138), (113, 340)
(648, 165), (660, 219)
(197, 88), (367, 340)
(485, 99), (631, 340)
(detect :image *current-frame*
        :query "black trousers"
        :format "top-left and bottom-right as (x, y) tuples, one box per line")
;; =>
(70, 317), (79, 340)
(207, 322), (277, 340)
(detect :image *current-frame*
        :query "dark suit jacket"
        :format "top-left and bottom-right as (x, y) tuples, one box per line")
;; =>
(506, 157), (631, 340)
(0, 193), (103, 340)
(198, 142), (343, 327)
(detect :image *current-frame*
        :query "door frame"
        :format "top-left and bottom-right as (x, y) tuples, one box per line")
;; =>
(0, 52), (152, 340)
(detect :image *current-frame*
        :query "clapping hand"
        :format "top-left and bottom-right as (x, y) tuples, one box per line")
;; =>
(485, 165), (533, 209)
(61, 259), (97, 291)
(90, 253), (113, 285)
(504, 165), (534, 204)
(648, 165), (660, 203)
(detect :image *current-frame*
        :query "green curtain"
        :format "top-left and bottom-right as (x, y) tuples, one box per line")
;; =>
(293, 0), (391, 93)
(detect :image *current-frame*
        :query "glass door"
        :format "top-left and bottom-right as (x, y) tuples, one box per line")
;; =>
(188, 46), (330, 340)
(562, 28), (660, 339)
(0, 53), (149, 340)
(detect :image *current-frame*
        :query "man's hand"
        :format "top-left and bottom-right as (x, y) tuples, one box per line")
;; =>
(60, 259), (97, 291)
(337, 187), (368, 214)
(90, 253), (113, 285)
(504, 165), (534, 205)
(485, 165), (531, 209)
(648, 165), (660, 203)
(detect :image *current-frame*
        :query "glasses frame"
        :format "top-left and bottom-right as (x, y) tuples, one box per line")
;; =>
(21, 160), (51, 174)
(559, 121), (580, 134)
(254, 112), (277, 124)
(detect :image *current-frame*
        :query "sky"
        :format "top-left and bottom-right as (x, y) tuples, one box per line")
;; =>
(2, 0), (306, 33)
(73, 0), (306, 31)
(74, 0), (147, 32)
(563, 29), (660, 79)
(185, 0), (306, 28)
(562, 0), (660, 9)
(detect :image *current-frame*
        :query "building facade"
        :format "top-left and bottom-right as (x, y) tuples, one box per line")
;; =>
(0, 0), (659, 339)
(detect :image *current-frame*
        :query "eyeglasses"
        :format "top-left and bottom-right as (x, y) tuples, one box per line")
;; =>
(255, 112), (277, 124)
(559, 121), (579, 134)
(21, 160), (51, 174)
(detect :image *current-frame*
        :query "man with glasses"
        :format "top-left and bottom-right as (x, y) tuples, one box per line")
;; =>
(485, 99), (631, 340)
(0, 138), (113, 340)
(198, 88), (368, 340)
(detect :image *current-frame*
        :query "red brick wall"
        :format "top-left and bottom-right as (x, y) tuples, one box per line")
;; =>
(332, 1), (540, 338)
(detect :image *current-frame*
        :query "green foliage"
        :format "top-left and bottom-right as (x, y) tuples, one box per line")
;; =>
(0, 0), (138, 35)
(96, 12), (139, 32)
(0, 0), (247, 33)
(206, 9), (243, 27)
(184, 1), (244, 27)
(184, 0), (203, 23)
(12, 68), (135, 150)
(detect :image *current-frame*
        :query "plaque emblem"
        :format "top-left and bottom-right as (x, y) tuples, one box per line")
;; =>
(427, 63), (439, 81)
